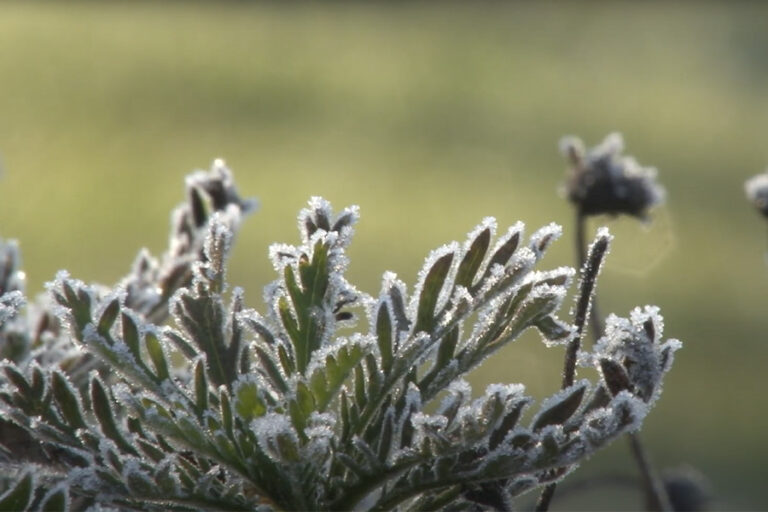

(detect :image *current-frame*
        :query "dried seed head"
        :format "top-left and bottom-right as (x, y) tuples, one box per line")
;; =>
(560, 133), (665, 220)
(744, 171), (768, 218)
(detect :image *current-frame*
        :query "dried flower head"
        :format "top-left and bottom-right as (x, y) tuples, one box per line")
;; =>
(560, 133), (665, 220)
(744, 171), (768, 218)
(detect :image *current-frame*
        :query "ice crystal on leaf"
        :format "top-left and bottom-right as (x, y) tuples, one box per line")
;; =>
(0, 165), (680, 511)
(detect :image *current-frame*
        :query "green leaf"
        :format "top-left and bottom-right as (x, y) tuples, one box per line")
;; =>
(62, 281), (91, 331)
(194, 359), (209, 412)
(220, 389), (234, 437)
(436, 325), (459, 369)
(599, 358), (632, 397)
(455, 227), (491, 288)
(98, 298), (120, 337)
(278, 296), (300, 346)
(487, 230), (520, 270)
(234, 380), (267, 422)
(533, 382), (587, 431)
(376, 302), (393, 374)
(309, 342), (366, 411)
(414, 252), (454, 334)
(0, 472), (33, 512)
(3, 365), (31, 397)
(253, 345), (289, 394)
(90, 376), (138, 456)
(489, 399), (529, 450)
(40, 487), (68, 512)
(30, 366), (46, 401)
(145, 331), (169, 381)
(121, 312), (142, 360)
(51, 371), (86, 430)
(534, 316), (572, 342)
(290, 381), (316, 431)
(277, 344), (295, 375)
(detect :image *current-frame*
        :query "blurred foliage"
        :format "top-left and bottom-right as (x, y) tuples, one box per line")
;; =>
(0, 1), (766, 509)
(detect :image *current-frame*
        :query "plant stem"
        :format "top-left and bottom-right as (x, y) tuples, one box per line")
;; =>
(629, 432), (673, 512)
(575, 210), (604, 338)
(536, 218), (610, 512)
(580, 218), (671, 512)
(536, 209), (672, 512)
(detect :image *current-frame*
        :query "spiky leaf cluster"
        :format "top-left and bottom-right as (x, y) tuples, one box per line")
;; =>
(0, 168), (679, 511)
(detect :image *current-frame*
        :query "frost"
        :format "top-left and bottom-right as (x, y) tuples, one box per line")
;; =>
(0, 173), (683, 510)
(0, 290), (25, 324)
(408, 242), (460, 327)
(593, 306), (681, 403)
(528, 222), (562, 259)
(251, 413), (300, 464)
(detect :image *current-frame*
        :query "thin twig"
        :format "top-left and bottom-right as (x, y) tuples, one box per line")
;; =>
(628, 432), (673, 512)
(579, 213), (670, 512)
(575, 211), (604, 338)
(536, 221), (610, 512)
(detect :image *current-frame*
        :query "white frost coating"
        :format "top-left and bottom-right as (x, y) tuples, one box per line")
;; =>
(251, 412), (299, 464)
(485, 382), (526, 401)
(233, 372), (277, 405)
(440, 285), (473, 330)
(268, 243), (299, 272)
(745, 172), (768, 204)
(581, 391), (648, 446)
(202, 212), (235, 281)
(524, 267), (576, 288)
(408, 242), (460, 330)
(593, 306), (681, 403)
(528, 222), (562, 259)
(436, 378), (472, 418)
(411, 412), (449, 447)
(457, 383), (526, 435)
(490, 222), (525, 260)
(594, 226), (614, 242)
(530, 379), (590, 428)
(305, 333), (375, 379)
(0, 290), (25, 323)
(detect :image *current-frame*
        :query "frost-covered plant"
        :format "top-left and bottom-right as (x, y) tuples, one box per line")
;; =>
(0, 166), (680, 511)
(745, 171), (768, 218)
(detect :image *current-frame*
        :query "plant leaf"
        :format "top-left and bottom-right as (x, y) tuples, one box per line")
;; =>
(414, 252), (454, 334)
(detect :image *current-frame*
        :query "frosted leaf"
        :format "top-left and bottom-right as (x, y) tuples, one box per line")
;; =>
(122, 458), (155, 495)
(411, 412), (449, 449)
(305, 333), (375, 379)
(438, 286), (473, 331)
(0, 290), (25, 324)
(530, 379), (589, 431)
(408, 242), (460, 329)
(528, 223), (562, 260)
(487, 222), (525, 267)
(297, 197), (360, 246)
(268, 243), (300, 272)
(251, 413), (300, 464)
(436, 378), (473, 423)
(202, 213), (235, 281)
(593, 306), (681, 403)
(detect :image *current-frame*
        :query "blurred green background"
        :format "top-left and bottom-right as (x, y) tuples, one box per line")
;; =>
(1, 1), (767, 509)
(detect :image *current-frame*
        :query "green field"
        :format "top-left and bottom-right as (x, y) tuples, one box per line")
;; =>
(1, 2), (767, 509)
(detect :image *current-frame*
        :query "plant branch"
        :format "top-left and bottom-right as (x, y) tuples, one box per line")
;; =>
(539, 212), (671, 512)
(537, 221), (610, 511)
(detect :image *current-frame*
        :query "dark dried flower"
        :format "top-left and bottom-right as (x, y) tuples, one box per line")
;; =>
(560, 133), (665, 220)
(657, 466), (713, 512)
(744, 171), (768, 218)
